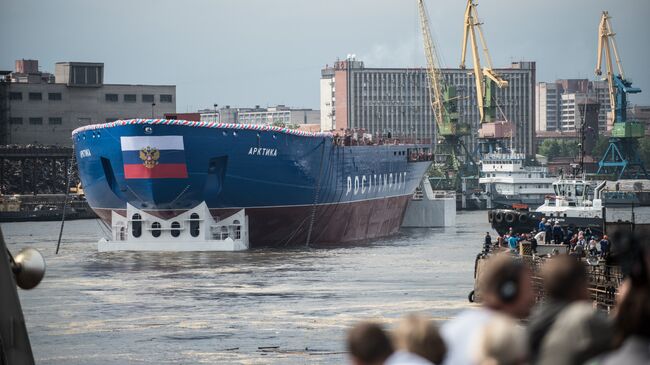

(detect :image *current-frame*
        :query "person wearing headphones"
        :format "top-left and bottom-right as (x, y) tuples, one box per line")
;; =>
(440, 254), (535, 365)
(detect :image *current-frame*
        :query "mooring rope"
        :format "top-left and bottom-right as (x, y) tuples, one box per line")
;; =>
(305, 140), (327, 247)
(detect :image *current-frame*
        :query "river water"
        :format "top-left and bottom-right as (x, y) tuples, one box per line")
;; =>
(5, 210), (489, 364)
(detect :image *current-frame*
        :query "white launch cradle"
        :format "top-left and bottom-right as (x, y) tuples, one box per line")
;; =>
(98, 202), (249, 252)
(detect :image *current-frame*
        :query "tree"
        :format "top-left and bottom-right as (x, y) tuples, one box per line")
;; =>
(539, 139), (561, 159)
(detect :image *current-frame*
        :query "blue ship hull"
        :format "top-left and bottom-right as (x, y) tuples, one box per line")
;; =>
(73, 120), (431, 247)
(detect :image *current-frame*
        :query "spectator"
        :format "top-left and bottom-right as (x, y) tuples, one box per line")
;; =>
(538, 218), (546, 232)
(530, 232), (538, 254)
(599, 235), (610, 258)
(484, 232), (492, 253)
(347, 321), (394, 365)
(527, 255), (593, 363)
(544, 221), (552, 244)
(588, 236), (599, 256)
(534, 230), (545, 246)
(386, 314), (446, 365)
(565, 226), (574, 245)
(441, 254), (534, 365)
(474, 314), (528, 365)
(552, 222), (564, 244)
(508, 234), (520, 254)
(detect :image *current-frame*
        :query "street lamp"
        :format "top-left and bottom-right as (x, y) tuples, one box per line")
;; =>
(151, 102), (156, 119)
(213, 103), (219, 123)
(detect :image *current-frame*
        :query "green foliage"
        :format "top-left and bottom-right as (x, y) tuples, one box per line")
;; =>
(592, 136), (610, 159)
(538, 139), (579, 159)
(639, 137), (650, 167)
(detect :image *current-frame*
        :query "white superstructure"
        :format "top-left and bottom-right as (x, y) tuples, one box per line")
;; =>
(479, 151), (555, 208)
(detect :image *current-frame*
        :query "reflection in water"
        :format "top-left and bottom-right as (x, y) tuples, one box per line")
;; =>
(5, 211), (489, 364)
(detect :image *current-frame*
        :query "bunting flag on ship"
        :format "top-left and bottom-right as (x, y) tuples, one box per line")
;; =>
(120, 136), (188, 179)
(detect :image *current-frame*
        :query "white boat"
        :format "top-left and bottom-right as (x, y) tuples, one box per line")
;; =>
(479, 151), (555, 209)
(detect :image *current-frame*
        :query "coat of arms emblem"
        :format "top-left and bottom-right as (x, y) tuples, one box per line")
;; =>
(139, 146), (160, 169)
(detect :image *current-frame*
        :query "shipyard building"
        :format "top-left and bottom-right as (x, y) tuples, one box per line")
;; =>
(320, 57), (537, 156)
(0, 59), (176, 146)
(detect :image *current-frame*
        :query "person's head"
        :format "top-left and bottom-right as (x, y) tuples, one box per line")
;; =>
(391, 314), (446, 364)
(347, 321), (394, 365)
(480, 254), (535, 319)
(541, 255), (589, 302)
(541, 218), (546, 223)
(474, 314), (528, 365)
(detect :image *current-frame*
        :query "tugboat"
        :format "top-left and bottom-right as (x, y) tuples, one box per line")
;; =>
(488, 176), (605, 236)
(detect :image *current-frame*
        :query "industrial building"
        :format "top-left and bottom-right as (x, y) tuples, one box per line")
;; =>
(0, 59), (176, 146)
(320, 57), (537, 156)
(536, 79), (610, 132)
(194, 105), (319, 126)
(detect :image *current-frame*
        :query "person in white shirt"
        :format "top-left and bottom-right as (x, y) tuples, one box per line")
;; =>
(440, 254), (535, 365)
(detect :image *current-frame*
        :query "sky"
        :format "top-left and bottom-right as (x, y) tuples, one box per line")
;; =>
(2, 0), (649, 111)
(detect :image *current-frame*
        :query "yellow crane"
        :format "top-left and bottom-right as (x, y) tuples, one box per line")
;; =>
(417, 0), (477, 185)
(594, 11), (646, 179)
(416, 0), (464, 138)
(460, 0), (508, 124)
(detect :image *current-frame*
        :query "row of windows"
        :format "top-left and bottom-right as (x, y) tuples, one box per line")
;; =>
(10, 117), (62, 125)
(9, 92), (62, 101)
(105, 94), (172, 103)
(8, 92), (172, 103)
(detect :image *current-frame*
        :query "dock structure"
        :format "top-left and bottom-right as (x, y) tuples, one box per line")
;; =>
(0, 146), (76, 195)
(471, 243), (622, 312)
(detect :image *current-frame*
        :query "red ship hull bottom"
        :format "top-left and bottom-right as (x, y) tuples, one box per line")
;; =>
(93, 195), (412, 247)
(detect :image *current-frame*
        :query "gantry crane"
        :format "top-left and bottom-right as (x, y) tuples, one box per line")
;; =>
(460, 0), (510, 156)
(595, 11), (647, 179)
(417, 0), (477, 181)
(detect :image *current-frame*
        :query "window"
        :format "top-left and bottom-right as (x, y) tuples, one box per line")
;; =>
(48, 93), (62, 101)
(151, 222), (161, 238)
(29, 117), (43, 125)
(9, 92), (22, 100)
(132, 213), (142, 238)
(190, 213), (200, 237)
(105, 94), (118, 102)
(171, 222), (181, 237)
(10, 117), (23, 125)
(124, 94), (136, 102)
(160, 94), (172, 103)
(142, 94), (154, 103)
(28, 92), (42, 101)
(48, 117), (62, 125)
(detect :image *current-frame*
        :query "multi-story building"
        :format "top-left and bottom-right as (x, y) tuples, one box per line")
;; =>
(194, 105), (319, 126)
(236, 105), (319, 126)
(0, 59), (176, 146)
(536, 79), (610, 133)
(320, 57), (537, 156)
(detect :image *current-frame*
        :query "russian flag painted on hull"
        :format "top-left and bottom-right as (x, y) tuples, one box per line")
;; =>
(120, 136), (188, 179)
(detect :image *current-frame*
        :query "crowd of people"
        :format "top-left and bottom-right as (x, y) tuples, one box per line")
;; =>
(346, 243), (650, 365)
(486, 218), (611, 259)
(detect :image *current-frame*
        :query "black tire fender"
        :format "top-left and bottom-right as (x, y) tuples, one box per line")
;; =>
(495, 212), (503, 223)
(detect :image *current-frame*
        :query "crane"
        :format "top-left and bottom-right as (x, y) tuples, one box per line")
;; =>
(417, 0), (476, 179)
(594, 11), (647, 179)
(460, 0), (508, 124)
